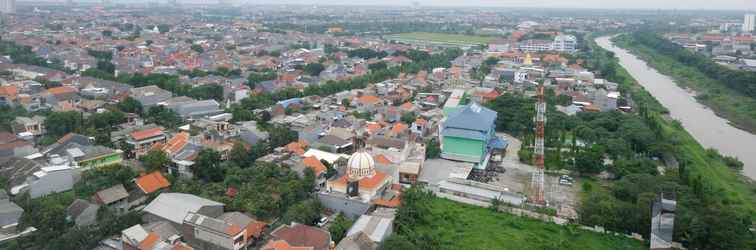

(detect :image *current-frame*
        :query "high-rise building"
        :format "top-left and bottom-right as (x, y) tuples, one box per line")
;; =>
(0, 0), (16, 14)
(743, 14), (755, 33)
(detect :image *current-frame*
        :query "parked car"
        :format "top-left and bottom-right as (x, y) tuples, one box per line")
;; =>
(316, 216), (329, 227)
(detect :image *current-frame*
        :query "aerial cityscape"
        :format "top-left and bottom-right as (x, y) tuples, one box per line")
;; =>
(0, 0), (755, 249)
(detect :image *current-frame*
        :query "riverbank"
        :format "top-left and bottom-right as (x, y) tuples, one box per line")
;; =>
(612, 33), (756, 134)
(595, 36), (756, 221)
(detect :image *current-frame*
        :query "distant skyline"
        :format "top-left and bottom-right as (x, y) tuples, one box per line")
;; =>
(17, 0), (756, 10)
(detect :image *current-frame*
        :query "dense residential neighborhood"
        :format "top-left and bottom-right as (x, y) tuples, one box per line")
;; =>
(0, 2), (754, 250)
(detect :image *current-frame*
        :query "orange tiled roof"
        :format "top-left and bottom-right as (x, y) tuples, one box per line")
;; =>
(0, 86), (18, 99)
(47, 86), (78, 95)
(335, 171), (389, 189)
(371, 194), (401, 208)
(226, 225), (243, 235)
(285, 142), (305, 156)
(366, 123), (382, 133)
(135, 172), (171, 194)
(162, 132), (189, 155)
(138, 232), (160, 250)
(130, 127), (165, 141)
(391, 123), (408, 135)
(374, 154), (393, 165)
(357, 95), (381, 104)
(246, 222), (267, 239)
(399, 102), (414, 110)
(483, 89), (500, 99)
(172, 244), (193, 250)
(302, 156), (327, 176)
(261, 240), (311, 250)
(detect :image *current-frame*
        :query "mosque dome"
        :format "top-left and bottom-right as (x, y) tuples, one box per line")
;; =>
(347, 150), (375, 180)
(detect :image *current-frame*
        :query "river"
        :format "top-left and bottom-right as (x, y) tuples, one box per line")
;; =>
(595, 36), (756, 180)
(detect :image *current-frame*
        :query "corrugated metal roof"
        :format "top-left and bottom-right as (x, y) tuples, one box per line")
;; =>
(143, 193), (223, 224)
(444, 103), (496, 133)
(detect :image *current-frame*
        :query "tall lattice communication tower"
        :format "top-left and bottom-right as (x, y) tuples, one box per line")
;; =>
(529, 81), (546, 205)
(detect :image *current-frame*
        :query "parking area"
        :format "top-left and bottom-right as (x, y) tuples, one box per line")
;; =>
(487, 133), (580, 219)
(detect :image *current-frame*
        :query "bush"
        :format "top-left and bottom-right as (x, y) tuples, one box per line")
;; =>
(518, 148), (533, 164)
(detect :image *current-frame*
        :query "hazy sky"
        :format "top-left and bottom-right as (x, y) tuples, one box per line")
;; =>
(22, 0), (756, 10)
(249, 0), (756, 10)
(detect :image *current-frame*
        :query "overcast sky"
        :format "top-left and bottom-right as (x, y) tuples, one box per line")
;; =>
(21, 0), (756, 10)
(246, 0), (756, 10)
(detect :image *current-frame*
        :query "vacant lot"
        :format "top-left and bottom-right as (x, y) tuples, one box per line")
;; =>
(385, 32), (496, 46)
(414, 198), (647, 250)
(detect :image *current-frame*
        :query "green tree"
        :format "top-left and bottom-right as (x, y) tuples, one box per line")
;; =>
(193, 149), (224, 182)
(145, 106), (183, 129)
(379, 235), (416, 250)
(117, 97), (144, 114)
(157, 24), (170, 34)
(282, 199), (322, 225)
(575, 145), (605, 175)
(303, 63), (325, 76)
(45, 111), (84, 138)
(425, 139), (441, 159)
(368, 61), (388, 71)
(228, 143), (250, 167)
(400, 112), (416, 124)
(140, 150), (170, 172)
(329, 213), (354, 243)
(247, 70), (277, 88)
(191, 44), (204, 53)
(267, 125), (297, 148)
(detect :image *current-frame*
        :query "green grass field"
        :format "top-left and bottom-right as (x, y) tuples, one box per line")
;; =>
(384, 32), (496, 46)
(413, 198), (647, 250)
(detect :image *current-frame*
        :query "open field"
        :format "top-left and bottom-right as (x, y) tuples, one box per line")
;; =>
(384, 32), (496, 46)
(413, 198), (647, 250)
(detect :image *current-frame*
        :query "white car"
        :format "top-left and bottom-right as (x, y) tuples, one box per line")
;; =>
(559, 179), (573, 186)
(317, 217), (329, 227)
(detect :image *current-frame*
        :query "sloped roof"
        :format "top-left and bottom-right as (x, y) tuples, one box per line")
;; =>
(270, 223), (330, 250)
(161, 132), (189, 155)
(285, 142), (306, 156)
(374, 154), (393, 165)
(129, 127), (165, 141)
(135, 172), (171, 194)
(335, 232), (376, 250)
(399, 102), (414, 110)
(47, 86), (78, 95)
(356, 95), (381, 104)
(66, 198), (99, 220)
(94, 184), (129, 205)
(302, 156), (327, 176)
(444, 103), (496, 133)
(334, 171), (389, 190)
(390, 123), (408, 135)
(262, 240), (312, 250)
(143, 193), (224, 224)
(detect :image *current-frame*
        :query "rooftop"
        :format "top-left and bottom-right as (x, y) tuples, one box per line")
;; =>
(135, 172), (171, 194)
(143, 193), (224, 224)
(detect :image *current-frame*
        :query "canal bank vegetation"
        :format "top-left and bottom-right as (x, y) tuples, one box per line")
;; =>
(613, 32), (756, 133)
(581, 35), (756, 249)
